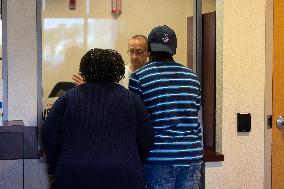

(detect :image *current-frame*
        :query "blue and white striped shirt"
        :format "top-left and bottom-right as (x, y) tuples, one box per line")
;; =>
(129, 61), (203, 165)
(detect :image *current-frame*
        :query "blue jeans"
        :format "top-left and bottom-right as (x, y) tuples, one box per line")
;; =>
(144, 164), (201, 189)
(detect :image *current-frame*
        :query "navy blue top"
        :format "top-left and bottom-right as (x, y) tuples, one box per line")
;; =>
(42, 82), (154, 189)
(129, 61), (203, 165)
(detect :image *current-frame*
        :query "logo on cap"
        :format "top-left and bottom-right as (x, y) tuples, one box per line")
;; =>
(162, 34), (169, 43)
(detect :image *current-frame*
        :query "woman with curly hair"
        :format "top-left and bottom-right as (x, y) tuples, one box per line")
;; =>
(42, 48), (154, 189)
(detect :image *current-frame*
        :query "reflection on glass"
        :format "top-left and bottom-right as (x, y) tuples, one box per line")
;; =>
(87, 19), (117, 50)
(42, 18), (117, 97)
(43, 18), (84, 65)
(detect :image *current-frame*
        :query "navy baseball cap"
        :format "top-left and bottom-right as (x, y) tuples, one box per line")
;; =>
(148, 25), (177, 55)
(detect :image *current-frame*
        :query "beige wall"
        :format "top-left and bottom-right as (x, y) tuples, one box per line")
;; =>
(42, 0), (195, 97)
(206, 0), (267, 188)
(202, 0), (216, 13)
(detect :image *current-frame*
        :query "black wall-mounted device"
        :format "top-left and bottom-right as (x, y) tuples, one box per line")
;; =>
(237, 113), (251, 132)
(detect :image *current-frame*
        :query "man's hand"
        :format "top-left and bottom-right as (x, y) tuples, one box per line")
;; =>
(72, 73), (85, 86)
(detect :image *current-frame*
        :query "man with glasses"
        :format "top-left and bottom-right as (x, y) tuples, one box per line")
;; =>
(121, 35), (149, 88)
(72, 35), (149, 88)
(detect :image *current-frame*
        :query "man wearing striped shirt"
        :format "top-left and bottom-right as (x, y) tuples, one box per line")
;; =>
(129, 25), (203, 189)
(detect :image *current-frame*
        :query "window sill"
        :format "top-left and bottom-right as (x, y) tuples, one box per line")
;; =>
(203, 147), (224, 162)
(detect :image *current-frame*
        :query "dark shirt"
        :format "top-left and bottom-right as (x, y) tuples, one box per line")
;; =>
(42, 82), (154, 189)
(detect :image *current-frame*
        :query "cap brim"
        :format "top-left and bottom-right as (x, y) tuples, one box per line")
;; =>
(150, 43), (175, 55)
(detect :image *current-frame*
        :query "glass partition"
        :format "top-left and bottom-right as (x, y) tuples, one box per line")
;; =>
(42, 0), (196, 98)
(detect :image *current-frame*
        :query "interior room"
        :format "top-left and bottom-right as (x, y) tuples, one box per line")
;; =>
(0, 0), (279, 188)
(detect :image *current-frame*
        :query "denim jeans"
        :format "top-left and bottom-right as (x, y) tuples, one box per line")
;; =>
(144, 164), (201, 189)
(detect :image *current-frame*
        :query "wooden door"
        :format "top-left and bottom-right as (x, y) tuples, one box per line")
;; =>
(272, 0), (284, 188)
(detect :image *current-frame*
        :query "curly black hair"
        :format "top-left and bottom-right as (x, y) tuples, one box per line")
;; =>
(79, 48), (125, 83)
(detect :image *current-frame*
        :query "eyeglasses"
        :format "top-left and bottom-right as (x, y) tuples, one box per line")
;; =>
(127, 49), (147, 56)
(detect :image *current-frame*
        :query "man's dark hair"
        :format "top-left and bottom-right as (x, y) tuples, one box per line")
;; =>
(148, 51), (174, 62)
(79, 48), (125, 83)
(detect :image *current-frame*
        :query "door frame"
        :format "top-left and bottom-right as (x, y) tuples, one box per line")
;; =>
(264, 0), (273, 188)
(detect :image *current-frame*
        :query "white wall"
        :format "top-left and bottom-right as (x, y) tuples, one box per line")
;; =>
(5, 0), (38, 125)
(206, 1), (266, 188)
